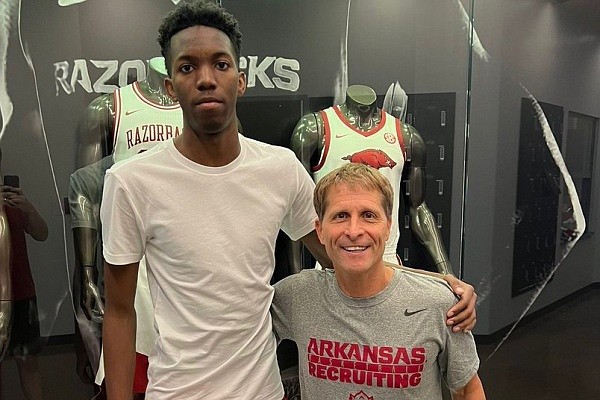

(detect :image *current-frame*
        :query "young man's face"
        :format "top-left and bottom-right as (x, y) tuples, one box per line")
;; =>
(315, 183), (391, 276)
(165, 25), (246, 136)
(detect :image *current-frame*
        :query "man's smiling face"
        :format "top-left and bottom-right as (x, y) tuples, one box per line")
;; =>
(315, 183), (391, 276)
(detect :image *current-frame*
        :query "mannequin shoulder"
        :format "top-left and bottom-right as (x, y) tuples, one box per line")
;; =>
(291, 112), (325, 154)
(85, 93), (114, 112)
(293, 112), (324, 134)
(80, 93), (115, 126)
(399, 122), (423, 140)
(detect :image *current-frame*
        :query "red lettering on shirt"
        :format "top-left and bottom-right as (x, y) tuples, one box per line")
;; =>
(306, 338), (426, 389)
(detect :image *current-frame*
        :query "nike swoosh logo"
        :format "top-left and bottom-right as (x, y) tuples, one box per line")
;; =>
(404, 308), (427, 316)
(125, 109), (142, 116)
(335, 134), (351, 138)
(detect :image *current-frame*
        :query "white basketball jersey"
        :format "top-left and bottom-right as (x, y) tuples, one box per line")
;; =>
(313, 106), (406, 261)
(112, 81), (183, 163)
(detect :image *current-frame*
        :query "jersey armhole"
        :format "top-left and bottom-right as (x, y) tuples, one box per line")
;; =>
(311, 110), (331, 172)
(111, 90), (121, 156)
(395, 118), (407, 159)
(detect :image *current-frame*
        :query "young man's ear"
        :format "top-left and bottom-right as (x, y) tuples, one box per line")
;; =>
(165, 78), (177, 101)
(237, 71), (246, 97)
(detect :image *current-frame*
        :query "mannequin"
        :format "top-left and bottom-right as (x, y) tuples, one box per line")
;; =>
(69, 56), (182, 396)
(71, 56), (181, 322)
(291, 84), (452, 275)
(383, 80), (408, 122)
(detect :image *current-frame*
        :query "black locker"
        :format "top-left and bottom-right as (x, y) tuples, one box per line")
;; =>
(512, 99), (563, 296)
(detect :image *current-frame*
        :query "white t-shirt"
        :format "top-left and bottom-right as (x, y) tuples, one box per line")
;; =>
(100, 136), (317, 399)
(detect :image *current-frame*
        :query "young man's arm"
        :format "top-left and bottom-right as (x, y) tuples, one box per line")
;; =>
(451, 374), (486, 400)
(103, 261), (139, 400)
(299, 230), (332, 269)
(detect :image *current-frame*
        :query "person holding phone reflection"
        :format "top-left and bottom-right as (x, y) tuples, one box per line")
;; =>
(0, 148), (48, 400)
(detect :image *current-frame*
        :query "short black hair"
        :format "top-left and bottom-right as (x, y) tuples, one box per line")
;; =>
(157, 0), (243, 76)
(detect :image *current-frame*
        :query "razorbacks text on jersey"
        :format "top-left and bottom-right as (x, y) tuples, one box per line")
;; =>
(112, 81), (182, 163)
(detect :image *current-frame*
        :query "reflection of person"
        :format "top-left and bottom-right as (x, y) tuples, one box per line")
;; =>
(70, 56), (182, 396)
(0, 149), (48, 400)
(291, 84), (454, 275)
(272, 163), (486, 399)
(0, 205), (10, 361)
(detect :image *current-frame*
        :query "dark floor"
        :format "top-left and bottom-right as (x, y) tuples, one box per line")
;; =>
(477, 287), (600, 400)
(2, 287), (599, 399)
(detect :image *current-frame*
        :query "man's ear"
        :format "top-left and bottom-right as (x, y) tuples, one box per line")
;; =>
(165, 77), (177, 101)
(385, 218), (392, 242)
(315, 220), (325, 245)
(237, 71), (246, 97)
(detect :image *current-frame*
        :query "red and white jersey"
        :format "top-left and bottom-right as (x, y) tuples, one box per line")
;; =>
(313, 106), (406, 261)
(112, 81), (183, 163)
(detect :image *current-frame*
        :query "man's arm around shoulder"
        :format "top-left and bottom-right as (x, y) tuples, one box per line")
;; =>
(103, 261), (139, 400)
(395, 264), (477, 332)
(452, 374), (486, 400)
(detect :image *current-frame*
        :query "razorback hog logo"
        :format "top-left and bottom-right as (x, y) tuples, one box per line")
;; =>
(349, 390), (374, 400)
(342, 149), (397, 170)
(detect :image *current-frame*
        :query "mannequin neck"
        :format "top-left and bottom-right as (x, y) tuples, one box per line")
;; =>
(339, 85), (380, 131)
(137, 60), (176, 106)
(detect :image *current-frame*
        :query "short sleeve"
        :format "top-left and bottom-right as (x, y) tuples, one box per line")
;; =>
(69, 156), (113, 229)
(69, 172), (99, 229)
(438, 326), (480, 392)
(271, 275), (298, 342)
(280, 157), (317, 241)
(100, 170), (145, 265)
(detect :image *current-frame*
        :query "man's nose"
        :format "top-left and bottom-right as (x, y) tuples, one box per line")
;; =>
(344, 217), (364, 239)
(196, 65), (217, 90)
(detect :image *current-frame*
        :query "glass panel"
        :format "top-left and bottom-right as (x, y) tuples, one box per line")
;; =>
(563, 111), (597, 234)
(469, 1), (598, 399)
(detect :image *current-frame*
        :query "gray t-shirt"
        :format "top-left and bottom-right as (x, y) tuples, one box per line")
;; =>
(272, 268), (479, 399)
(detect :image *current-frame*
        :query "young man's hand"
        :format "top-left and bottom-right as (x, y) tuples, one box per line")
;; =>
(442, 275), (477, 332)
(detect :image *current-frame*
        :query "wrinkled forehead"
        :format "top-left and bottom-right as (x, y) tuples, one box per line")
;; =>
(324, 182), (384, 206)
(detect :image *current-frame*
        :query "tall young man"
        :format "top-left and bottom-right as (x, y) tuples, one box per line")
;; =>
(272, 163), (486, 399)
(100, 1), (476, 399)
(101, 2), (326, 398)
